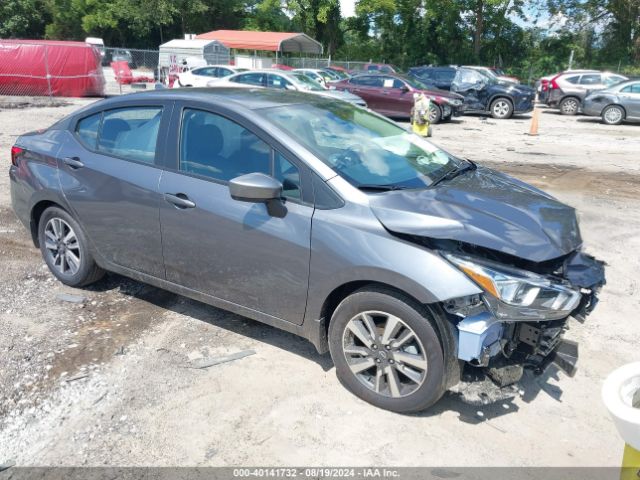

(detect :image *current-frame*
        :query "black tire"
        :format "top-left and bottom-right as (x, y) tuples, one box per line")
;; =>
(328, 286), (446, 413)
(559, 97), (580, 115)
(38, 206), (104, 287)
(489, 97), (514, 119)
(428, 104), (442, 124)
(601, 104), (625, 125)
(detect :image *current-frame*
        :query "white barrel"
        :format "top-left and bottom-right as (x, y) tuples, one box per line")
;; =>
(602, 362), (640, 451)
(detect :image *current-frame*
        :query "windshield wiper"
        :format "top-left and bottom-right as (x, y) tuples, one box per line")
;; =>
(430, 158), (477, 187)
(356, 184), (408, 191)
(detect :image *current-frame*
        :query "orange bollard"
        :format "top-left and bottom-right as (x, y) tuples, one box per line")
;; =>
(528, 107), (540, 136)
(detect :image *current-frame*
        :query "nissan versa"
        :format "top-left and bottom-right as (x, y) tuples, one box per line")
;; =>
(9, 89), (605, 412)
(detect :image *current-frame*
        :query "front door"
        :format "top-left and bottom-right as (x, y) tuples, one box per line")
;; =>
(58, 104), (169, 278)
(158, 106), (313, 324)
(620, 83), (640, 117)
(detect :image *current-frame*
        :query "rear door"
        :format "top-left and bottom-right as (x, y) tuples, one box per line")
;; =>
(158, 102), (313, 324)
(58, 101), (171, 278)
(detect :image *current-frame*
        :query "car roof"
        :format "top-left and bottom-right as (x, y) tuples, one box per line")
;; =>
(90, 88), (329, 111)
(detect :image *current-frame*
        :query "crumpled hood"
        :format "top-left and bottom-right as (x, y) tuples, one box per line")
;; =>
(369, 166), (583, 263)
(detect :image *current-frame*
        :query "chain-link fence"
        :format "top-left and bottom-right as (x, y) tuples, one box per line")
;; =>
(0, 41), (162, 99)
(0, 39), (380, 101)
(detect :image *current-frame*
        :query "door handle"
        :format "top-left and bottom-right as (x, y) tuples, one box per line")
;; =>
(63, 157), (84, 169)
(164, 193), (196, 209)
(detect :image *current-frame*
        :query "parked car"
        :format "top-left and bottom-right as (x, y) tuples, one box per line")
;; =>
(271, 64), (294, 71)
(208, 70), (367, 107)
(582, 79), (640, 125)
(10, 89), (605, 412)
(177, 65), (244, 87)
(409, 66), (535, 119)
(321, 68), (347, 81)
(332, 73), (464, 123)
(464, 66), (518, 84)
(364, 63), (398, 74)
(545, 70), (628, 115)
(293, 68), (333, 87)
(326, 66), (351, 79)
(103, 48), (136, 68)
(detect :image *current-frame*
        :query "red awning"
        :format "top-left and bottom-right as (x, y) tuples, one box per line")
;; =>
(195, 30), (323, 54)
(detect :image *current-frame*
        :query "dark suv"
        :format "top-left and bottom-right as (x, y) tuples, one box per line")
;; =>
(409, 66), (535, 119)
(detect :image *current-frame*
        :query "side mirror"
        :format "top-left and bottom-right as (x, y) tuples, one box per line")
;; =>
(401, 85), (410, 93)
(229, 172), (282, 203)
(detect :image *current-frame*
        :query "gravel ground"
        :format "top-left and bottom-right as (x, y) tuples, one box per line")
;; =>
(0, 98), (639, 467)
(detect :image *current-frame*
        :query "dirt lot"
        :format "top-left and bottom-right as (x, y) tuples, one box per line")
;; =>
(0, 99), (639, 467)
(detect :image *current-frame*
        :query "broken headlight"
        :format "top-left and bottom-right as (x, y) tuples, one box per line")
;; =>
(444, 253), (581, 321)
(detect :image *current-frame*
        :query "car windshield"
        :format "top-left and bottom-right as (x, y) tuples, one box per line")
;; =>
(292, 73), (325, 91)
(400, 75), (433, 90)
(261, 102), (461, 189)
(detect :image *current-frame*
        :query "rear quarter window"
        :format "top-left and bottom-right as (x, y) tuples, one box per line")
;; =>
(76, 112), (101, 149)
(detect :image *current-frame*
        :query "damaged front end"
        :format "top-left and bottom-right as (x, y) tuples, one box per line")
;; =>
(441, 248), (605, 385)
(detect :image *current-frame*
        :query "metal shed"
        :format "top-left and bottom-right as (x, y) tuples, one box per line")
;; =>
(158, 39), (230, 68)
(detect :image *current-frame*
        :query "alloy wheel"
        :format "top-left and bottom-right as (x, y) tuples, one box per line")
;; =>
(603, 106), (623, 124)
(342, 311), (428, 398)
(492, 100), (511, 118)
(562, 98), (579, 114)
(44, 217), (81, 276)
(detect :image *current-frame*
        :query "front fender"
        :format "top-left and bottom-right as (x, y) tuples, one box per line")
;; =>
(304, 202), (482, 324)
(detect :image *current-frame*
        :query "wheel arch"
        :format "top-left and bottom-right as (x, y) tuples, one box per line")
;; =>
(29, 195), (72, 248)
(603, 103), (627, 118)
(317, 280), (461, 388)
(488, 94), (514, 107)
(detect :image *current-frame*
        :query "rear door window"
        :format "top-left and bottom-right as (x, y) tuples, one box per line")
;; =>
(267, 74), (293, 89)
(621, 83), (640, 94)
(579, 74), (602, 85)
(97, 107), (163, 164)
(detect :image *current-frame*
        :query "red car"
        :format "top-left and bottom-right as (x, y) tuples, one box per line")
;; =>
(332, 73), (464, 123)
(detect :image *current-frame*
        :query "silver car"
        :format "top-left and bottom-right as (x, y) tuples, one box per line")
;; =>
(9, 89), (604, 412)
(582, 79), (640, 125)
(546, 70), (628, 115)
(208, 69), (367, 107)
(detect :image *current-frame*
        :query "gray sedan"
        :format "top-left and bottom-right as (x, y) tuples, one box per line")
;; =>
(582, 80), (640, 125)
(10, 89), (604, 412)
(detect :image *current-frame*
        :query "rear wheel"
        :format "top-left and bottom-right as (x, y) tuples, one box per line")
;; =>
(328, 287), (446, 412)
(601, 105), (625, 125)
(38, 207), (104, 287)
(559, 97), (580, 115)
(490, 98), (514, 119)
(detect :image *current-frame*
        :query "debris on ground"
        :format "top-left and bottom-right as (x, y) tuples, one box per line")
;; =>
(189, 350), (256, 369)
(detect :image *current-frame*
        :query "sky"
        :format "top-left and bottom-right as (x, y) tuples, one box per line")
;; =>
(340, 0), (356, 17)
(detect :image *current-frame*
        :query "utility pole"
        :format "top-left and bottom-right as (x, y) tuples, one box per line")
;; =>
(568, 49), (574, 70)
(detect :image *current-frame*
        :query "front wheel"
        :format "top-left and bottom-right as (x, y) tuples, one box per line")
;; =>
(601, 105), (625, 125)
(328, 287), (446, 412)
(38, 206), (105, 287)
(428, 104), (442, 124)
(490, 98), (514, 119)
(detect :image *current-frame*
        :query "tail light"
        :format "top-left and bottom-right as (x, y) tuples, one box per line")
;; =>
(541, 79), (549, 91)
(550, 75), (561, 90)
(11, 146), (24, 166)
